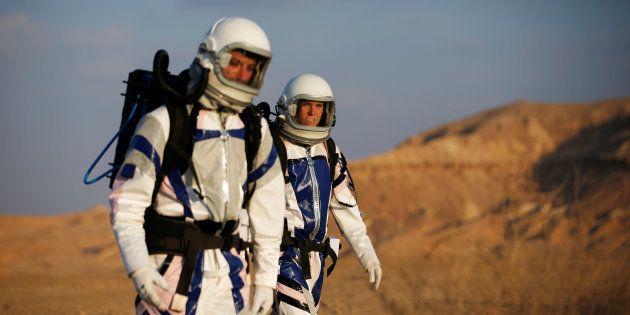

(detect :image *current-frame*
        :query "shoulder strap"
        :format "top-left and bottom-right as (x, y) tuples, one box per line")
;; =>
(150, 103), (200, 203)
(239, 105), (262, 173)
(239, 105), (263, 208)
(273, 134), (289, 183)
(326, 137), (337, 182)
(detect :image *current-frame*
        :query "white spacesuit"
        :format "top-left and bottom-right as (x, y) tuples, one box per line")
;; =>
(109, 17), (284, 315)
(272, 74), (382, 314)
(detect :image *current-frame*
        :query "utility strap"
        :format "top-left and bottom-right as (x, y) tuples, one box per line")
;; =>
(280, 232), (338, 279)
(144, 212), (252, 299)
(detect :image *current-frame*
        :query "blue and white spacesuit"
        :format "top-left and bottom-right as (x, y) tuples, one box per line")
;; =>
(109, 17), (283, 315)
(272, 74), (382, 315)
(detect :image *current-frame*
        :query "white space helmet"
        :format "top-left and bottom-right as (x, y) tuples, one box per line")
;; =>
(277, 74), (336, 145)
(194, 17), (272, 111)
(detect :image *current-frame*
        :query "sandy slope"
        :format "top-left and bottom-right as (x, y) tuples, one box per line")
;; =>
(1, 97), (628, 314)
(0, 208), (135, 314)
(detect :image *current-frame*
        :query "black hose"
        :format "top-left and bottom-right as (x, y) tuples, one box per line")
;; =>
(255, 101), (271, 120)
(152, 49), (209, 104)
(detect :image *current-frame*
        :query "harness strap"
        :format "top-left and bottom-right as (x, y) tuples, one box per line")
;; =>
(144, 211), (252, 299)
(166, 169), (194, 219)
(324, 239), (338, 277)
(280, 231), (338, 280)
(276, 275), (310, 312)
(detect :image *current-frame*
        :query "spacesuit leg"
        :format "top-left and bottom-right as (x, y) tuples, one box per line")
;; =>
(193, 248), (250, 315)
(274, 250), (325, 315)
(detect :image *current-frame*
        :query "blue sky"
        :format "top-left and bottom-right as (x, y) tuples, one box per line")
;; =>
(1, 0), (629, 214)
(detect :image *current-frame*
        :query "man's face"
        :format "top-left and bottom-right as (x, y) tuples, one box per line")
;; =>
(222, 50), (257, 84)
(295, 100), (325, 127)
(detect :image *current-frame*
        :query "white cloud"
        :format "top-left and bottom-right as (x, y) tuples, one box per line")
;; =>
(0, 13), (49, 55)
(0, 12), (41, 37)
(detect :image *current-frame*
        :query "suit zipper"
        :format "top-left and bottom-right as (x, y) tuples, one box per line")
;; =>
(306, 146), (321, 240)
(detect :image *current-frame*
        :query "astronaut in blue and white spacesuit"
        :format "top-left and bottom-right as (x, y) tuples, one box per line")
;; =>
(110, 17), (284, 315)
(271, 74), (382, 314)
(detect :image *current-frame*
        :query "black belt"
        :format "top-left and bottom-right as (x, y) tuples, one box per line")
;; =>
(280, 231), (339, 279)
(143, 210), (252, 299)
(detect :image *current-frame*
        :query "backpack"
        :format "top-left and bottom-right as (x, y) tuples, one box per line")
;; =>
(84, 50), (262, 207)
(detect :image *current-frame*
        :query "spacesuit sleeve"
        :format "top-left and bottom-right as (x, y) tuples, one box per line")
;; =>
(109, 106), (170, 275)
(246, 118), (284, 288)
(329, 145), (381, 271)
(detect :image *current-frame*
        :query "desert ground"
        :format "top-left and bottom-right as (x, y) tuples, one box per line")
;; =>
(1, 98), (628, 314)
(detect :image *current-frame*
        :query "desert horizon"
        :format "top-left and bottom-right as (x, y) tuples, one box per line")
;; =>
(1, 97), (628, 314)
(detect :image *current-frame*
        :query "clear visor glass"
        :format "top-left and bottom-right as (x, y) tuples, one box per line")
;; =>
(289, 98), (335, 129)
(217, 46), (271, 92)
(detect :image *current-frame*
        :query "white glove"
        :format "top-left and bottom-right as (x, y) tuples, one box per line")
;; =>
(250, 285), (274, 315)
(130, 265), (170, 312)
(367, 264), (382, 290)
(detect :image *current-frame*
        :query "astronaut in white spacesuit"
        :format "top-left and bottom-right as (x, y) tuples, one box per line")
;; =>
(109, 17), (284, 315)
(272, 74), (382, 314)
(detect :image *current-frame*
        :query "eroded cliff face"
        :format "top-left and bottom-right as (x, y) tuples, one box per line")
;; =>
(348, 98), (629, 246)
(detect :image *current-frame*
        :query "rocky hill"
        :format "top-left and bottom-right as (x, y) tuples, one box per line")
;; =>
(322, 97), (629, 314)
(347, 98), (629, 243)
(0, 97), (628, 314)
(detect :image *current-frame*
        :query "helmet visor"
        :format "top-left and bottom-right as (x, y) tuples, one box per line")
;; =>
(288, 96), (336, 130)
(216, 43), (271, 94)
